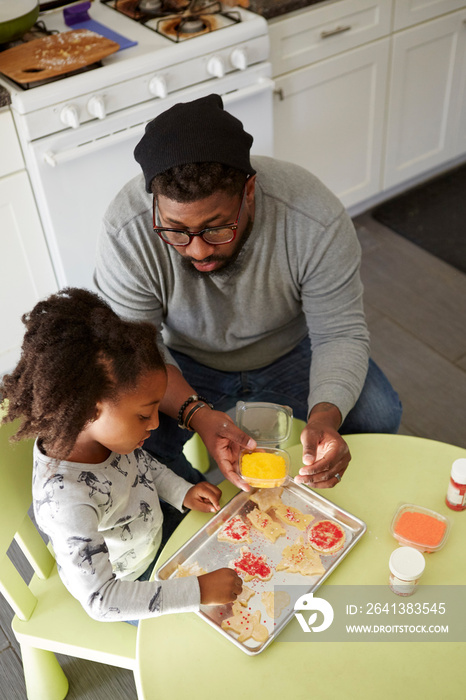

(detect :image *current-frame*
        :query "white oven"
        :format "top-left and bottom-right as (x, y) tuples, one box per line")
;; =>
(1, 2), (274, 290)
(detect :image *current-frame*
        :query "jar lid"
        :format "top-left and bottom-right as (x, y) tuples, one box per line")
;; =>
(451, 458), (466, 485)
(389, 546), (425, 581)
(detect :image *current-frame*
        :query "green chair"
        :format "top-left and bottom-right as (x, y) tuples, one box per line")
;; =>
(0, 408), (140, 700)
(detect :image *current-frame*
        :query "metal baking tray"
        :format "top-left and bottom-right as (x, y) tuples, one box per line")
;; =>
(155, 478), (366, 655)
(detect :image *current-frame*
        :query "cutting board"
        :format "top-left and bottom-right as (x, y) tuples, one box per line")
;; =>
(0, 29), (120, 84)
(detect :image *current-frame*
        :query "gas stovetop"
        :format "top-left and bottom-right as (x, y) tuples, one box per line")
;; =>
(101, 0), (242, 42)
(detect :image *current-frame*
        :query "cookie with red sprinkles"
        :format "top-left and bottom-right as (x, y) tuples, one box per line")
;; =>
(230, 546), (273, 582)
(308, 519), (346, 554)
(217, 515), (252, 544)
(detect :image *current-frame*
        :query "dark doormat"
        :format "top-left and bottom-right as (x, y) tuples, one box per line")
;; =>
(372, 163), (466, 274)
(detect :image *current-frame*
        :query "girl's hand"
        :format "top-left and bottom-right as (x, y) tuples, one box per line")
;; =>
(183, 482), (222, 513)
(198, 568), (243, 605)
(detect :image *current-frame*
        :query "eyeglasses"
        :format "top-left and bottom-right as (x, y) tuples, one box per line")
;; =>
(152, 181), (248, 247)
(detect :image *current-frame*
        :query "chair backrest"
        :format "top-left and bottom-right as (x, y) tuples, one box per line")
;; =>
(0, 405), (55, 621)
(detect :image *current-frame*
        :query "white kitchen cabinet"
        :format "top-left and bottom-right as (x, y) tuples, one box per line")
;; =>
(384, 7), (466, 189)
(270, 0), (466, 211)
(0, 110), (57, 377)
(273, 39), (390, 206)
(270, 0), (392, 208)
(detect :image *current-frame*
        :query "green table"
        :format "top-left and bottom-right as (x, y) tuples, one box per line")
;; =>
(136, 435), (466, 700)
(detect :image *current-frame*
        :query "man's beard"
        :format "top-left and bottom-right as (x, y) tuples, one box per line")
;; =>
(178, 217), (254, 279)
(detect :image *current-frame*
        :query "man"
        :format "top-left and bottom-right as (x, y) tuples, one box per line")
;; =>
(94, 94), (401, 492)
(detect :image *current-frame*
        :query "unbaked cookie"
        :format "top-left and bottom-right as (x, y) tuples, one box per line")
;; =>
(246, 508), (286, 543)
(221, 601), (269, 643)
(174, 561), (207, 577)
(274, 504), (314, 531)
(236, 584), (255, 607)
(261, 590), (291, 619)
(249, 487), (283, 511)
(276, 536), (325, 577)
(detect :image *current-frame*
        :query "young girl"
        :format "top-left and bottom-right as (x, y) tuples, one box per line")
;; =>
(1, 288), (242, 622)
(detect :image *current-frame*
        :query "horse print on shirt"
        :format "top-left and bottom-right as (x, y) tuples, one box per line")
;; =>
(149, 586), (162, 613)
(67, 536), (109, 575)
(34, 470), (65, 518)
(139, 500), (152, 522)
(132, 449), (155, 491)
(113, 514), (133, 541)
(78, 471), (113, 511)
(109, 453), (128, 477)
(113, 549), (137, 574)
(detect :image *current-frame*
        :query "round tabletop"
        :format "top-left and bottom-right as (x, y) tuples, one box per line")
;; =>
(136, 434), (466, 700)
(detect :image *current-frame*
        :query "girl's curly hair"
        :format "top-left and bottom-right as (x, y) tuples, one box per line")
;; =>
(151, 162), (246, 202)
(0, 288), (165, 458)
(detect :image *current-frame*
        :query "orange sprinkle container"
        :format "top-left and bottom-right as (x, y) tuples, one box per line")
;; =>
(390, 503), (451, 554)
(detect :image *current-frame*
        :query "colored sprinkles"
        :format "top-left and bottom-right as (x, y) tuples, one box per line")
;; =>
(394, 510), (446, 548)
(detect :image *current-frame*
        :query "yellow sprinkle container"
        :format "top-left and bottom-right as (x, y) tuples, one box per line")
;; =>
(240, 448), (290, 488)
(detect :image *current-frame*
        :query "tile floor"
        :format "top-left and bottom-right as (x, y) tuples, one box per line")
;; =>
(1, 211), (465, 699)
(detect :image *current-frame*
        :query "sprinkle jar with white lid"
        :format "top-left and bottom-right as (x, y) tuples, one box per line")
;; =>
(389, 546), (426, 596)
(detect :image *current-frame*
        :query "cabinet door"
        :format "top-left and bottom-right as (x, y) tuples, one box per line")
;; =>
(393, 0), (466, 31)
(273, 39), (389, 208)
(384, 10), (466, 189)
(0, 171), (57, 376)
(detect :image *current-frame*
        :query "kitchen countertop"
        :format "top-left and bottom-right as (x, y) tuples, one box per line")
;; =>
(246, 0), (328, 20)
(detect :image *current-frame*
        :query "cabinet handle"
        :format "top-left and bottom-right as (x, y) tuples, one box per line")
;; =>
(320, 24), (351, 39)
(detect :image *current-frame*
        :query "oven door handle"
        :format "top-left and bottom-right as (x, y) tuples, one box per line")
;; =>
(222, 77), (275, 107)
(43, 124), (146, 167)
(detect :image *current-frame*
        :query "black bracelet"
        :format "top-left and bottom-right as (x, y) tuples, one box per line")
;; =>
(184, 402), (207, 431)
(177, 394), (213, 428)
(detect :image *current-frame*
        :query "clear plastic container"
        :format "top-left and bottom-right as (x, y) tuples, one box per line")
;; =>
(390, 503), (451, 554)
(236, 401), (293, 488)
(239, 447), (290, 488)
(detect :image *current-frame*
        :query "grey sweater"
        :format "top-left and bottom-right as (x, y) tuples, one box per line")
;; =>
(33, 442), (200, 621)
(95, 156), (369, 421)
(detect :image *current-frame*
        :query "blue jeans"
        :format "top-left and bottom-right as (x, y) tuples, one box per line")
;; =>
(143, 338), (402, 483)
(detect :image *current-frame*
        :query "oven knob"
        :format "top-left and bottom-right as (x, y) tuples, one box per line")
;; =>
(230, 48), (248, 71)
(60, 104), (80, 129)
(149, 76), (168, 99)
(87, 95), (106, 120)
(206, 55), (225, 79)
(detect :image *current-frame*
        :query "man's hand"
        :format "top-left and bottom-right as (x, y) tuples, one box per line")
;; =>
(295, 403), (350, 488)
(190, 409), (256, 491)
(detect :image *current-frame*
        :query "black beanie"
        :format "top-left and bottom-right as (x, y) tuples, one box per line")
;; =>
(134, 94), (256, 192)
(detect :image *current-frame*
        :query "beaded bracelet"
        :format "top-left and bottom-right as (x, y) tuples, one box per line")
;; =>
(177, 394), (213, 429)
